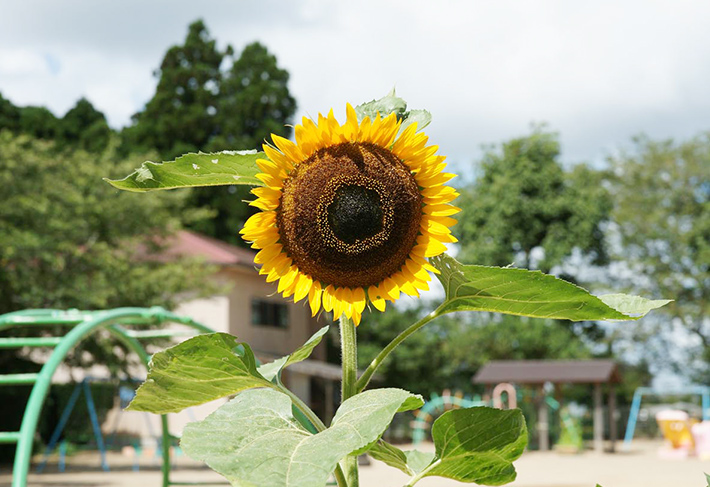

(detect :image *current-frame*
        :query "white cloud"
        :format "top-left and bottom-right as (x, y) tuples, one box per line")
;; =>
(1, 0), (709, 167)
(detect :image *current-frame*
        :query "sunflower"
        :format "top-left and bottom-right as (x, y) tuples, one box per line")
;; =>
(240, 105), (459, 325)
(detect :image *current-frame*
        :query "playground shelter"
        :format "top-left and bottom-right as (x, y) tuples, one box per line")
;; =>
(474, 359), (621, 452)
(0, 307), (215, 487)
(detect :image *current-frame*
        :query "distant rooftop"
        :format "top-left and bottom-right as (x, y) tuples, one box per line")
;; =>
(473, 359), (620, 385)
(154, 230), (257, 268)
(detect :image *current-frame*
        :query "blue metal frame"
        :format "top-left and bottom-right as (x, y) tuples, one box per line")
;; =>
(623, 386), (710, 449)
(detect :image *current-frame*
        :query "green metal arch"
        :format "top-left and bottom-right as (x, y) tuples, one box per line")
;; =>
(0, 307), (215, 487)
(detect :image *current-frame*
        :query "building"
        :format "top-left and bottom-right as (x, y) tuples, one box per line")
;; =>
(103, 230), (341, 440)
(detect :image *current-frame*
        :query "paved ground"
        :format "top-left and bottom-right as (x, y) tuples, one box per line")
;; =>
(1, 440), (707, 487)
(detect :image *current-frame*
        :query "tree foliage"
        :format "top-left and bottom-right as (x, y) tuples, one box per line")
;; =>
(124, 20), (226, 158)
(354, 303), (594, 397)
(0, 131), (214, 370)
(455, 127), (611, 274)
(123, 20), (296, 245)
(607, 133), (710, 380)
(0, 93), (111, 151)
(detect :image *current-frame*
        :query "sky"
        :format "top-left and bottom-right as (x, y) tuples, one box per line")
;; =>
(1, 0), (710, 175)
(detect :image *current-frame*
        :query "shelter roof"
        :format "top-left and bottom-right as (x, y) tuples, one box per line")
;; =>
(473, 359), (620, 385)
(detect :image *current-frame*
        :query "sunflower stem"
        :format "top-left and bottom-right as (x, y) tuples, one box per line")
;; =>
(339, 314), (359, 487)
(355, 308), (440, 393)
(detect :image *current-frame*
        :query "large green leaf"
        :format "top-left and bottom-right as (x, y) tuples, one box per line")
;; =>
(257, 325), (329, 381)
(181, 387), (423, 487)
(127, 332), (271, 414)
(424, 407), (528, 485)
(431, 254), (671, 321)
(104, 150), (265, 192)
(368, 440), (435, 476)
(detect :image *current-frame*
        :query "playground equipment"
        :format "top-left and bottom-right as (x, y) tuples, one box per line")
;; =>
(492, 382), (517, 409)
(0, 307), (215, 487)
(623, 386), (710, 450)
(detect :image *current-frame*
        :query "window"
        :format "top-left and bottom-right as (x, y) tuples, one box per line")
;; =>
(251, 299), (289, 328)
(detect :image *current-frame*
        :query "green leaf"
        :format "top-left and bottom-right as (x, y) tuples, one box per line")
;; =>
(597, 293), (673, 317)
(705, 472), (710, 486)
(369, 440), (436, 476)
(257, 325), (329, 381)
(399, 108), (432, 134)
(355, 88), (407, 122)
(355, 88), (431, 136)
(406, 450), (437, 475)
(104, 150), (265, 192)
(424, 407), (528, 485)
(368, 440), (410, 474)
(431, 254), (671, 321)
(181, 387), (423, 487)
(126, 332), (271, 413)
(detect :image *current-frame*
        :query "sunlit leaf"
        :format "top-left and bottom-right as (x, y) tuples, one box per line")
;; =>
(127, 332), (270, 414)
(355, 88), (431, 135)
(181, 387), (423, 487)
(431, 254), (671, 321)
(104, 150), (265, 192)
(368, 440), (435, 476)
(425, 407), (528, 485)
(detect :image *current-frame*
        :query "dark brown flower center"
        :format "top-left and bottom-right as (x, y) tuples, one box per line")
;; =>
(276, 141), (422, 288)
(327, 185), (383, 244)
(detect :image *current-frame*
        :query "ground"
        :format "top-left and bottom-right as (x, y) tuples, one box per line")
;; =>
(1, 440), (706, 487)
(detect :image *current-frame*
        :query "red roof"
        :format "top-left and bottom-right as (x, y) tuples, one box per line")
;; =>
(159, 230), (257, 267)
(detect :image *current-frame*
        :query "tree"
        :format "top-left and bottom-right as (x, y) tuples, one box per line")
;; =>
(455, 127), (611, 274)
(0, 92), (20, 132)
(125, 22), (297, 246)
(58, 98), (112, 152)
(124, 19), (226, 158)
(190, 42), (297, 244)
(208, 42), (296, 151)
(607, 133), (710, 381)
(18, 106), (59, 140)
(352, 303), (596, 399)
(0, 92), (110, 150)
(0, 132), (214, 370)
(453, 127), (613, 359)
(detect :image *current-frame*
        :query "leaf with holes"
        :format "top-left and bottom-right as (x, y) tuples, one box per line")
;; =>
(104, 150), (265, 192)
(181, 387), (423, 487)
(431, 254), (671, 321)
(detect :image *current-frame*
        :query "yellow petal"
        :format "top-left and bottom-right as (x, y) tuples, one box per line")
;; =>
(256, 172), (284, 189)
(351, 308), (362, 326)
(368, 285), (387, 312)
(277, 266), (299, 293)
(308, 281), (322, 317)
(352, 287), (366, 313)
(382, 277), (400, 300)
(272, 134), (305, 164)
(416, 234), (448, 257)
(254, 244), (283, 264)
(423, 204), (462, 217)
(322, 285), (335, 312)
(294, 273), (312, 303)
